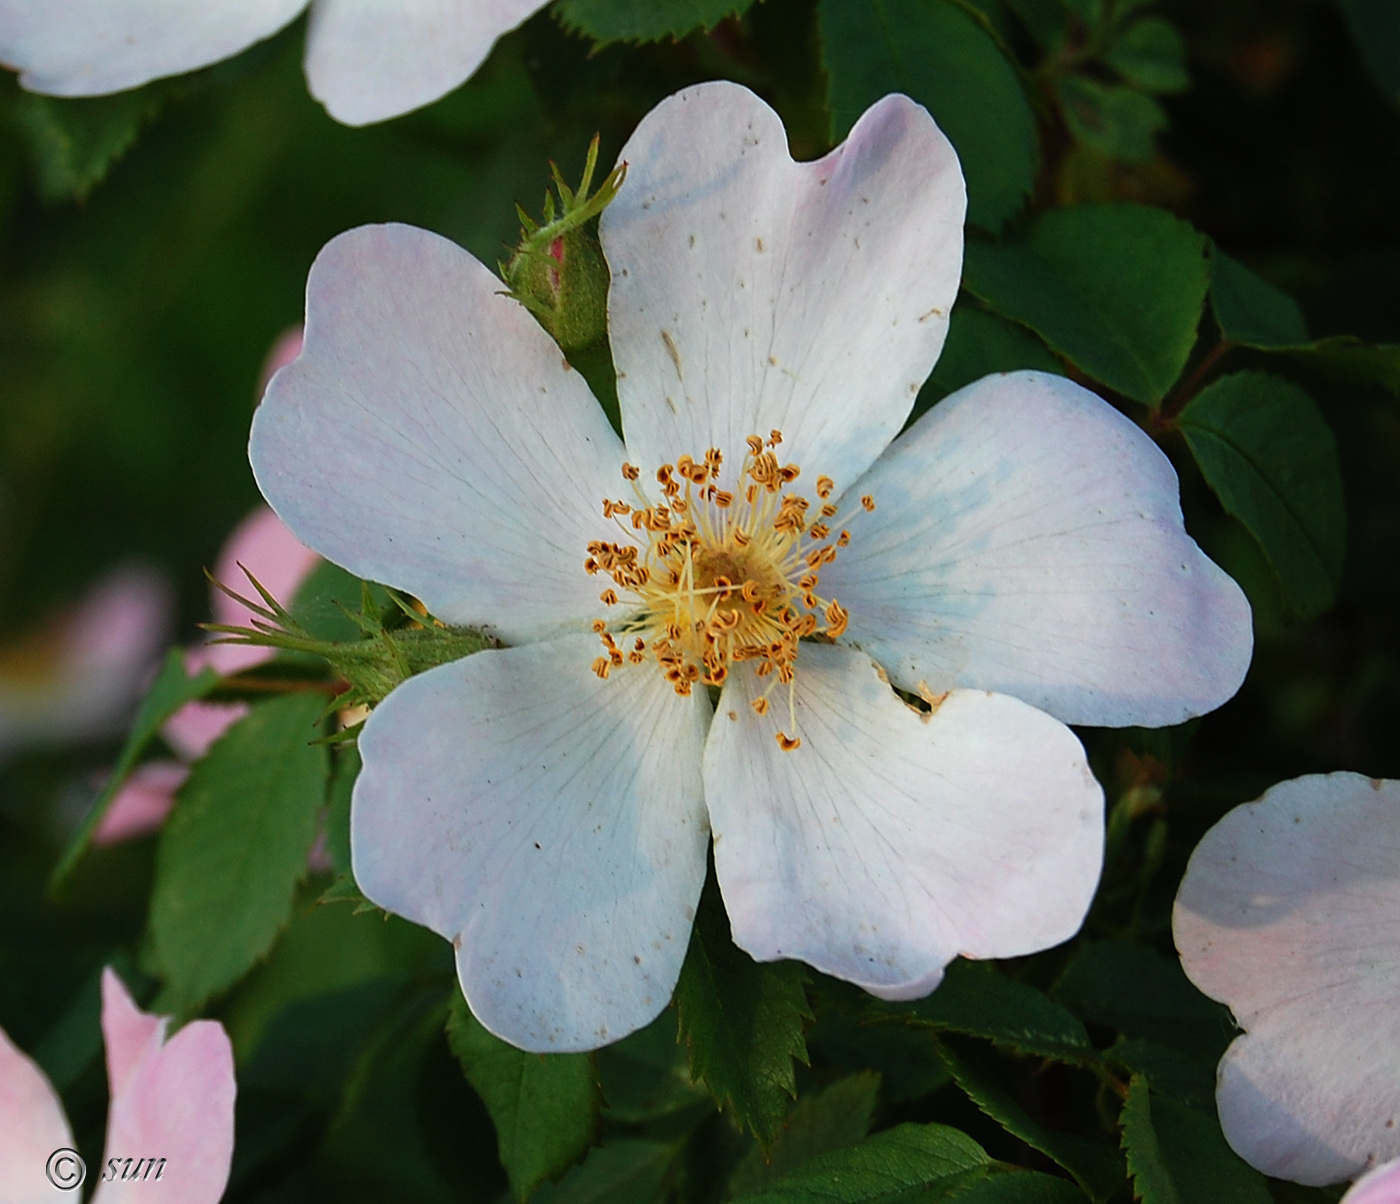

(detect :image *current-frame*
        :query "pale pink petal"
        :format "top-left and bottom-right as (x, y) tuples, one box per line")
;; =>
(1174, 773), (1400, 1185)
(602, 83), (964, 496)
(305, 0), (546, 125)
(704, 644), (1102, 998)
(91, 969), (235, 1204)
(353, 635), (710, 1051)
(821, 371), (1253, 728)
(0, 0), (307, 97)
(250, 223), (628, 647)
(0, 567), (170, 757)
(1345, 1159), (1400, 1204)
(0, 1023), (73, 1200)
(93, 760), (187, 846)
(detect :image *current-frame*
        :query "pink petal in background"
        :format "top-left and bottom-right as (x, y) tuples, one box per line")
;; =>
(0, 1021), (74, 1199)
(91, 968), (235, 1204)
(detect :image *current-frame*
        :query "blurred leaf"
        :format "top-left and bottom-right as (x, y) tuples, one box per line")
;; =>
(1052, 943), (1234, 1065)
(1119, 1076), (1272, 1204)
(1119, 1076), (1178, 1204)
(447, 992), (601, 1200)
(1284, 337), (1400, 394)
(597, 1008), (708, 1123)
(938, 1037), (1124, 1202)
(1056, 76), (1167, 163)
(8, 83), (169, 202)
(730, 1072), (881, 1196)
(1103, 18), (1191, 94)
(963, 203), (1209, 404)
(530, 1139), (680, 1204)
(731, 1122), (993, 1202)
(807, 1008), (951, 1103)
(819, 0), (1038, 229)
(1210, 251), (1309, 350)
(1336, 0), (1400, 104)
(50, 648), (219, 892)
(918, 305), (1063, 415)
(888, 959), (1097, 1064)
(554, 0), (753, 43)
(1000, 0), (1070, 50)
(149, 693), (328, 1011)
(1179, 372), (1346, 619)
(1210, 253), (1400, 393)
(675, 872), (811, 1145)
(321, 987), (470, 1204)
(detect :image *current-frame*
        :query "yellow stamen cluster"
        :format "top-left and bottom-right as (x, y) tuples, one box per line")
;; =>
(586, 431), (864, 751)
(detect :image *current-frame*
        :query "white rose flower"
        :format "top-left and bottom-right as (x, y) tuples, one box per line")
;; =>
(0, 0), (546, 125)
(250, 81), (1252, 1051)
(1175, 772), (1400, 1186)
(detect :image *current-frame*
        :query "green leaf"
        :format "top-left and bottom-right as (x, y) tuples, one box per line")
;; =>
(730, 1073), (882, 1196)
(597, 1009), (709, 1123)
(289, 560), (392, 645)
(918, 304), (1064, 415)
(1148, 1094), (1274, 1204)
(731, 1122), (992, 1203)
(9, 82), (169, 201)
(553, 0), (753, 44)
(962, 203), (1209, 404)
(1119, 1076), (1179, 1204)
(447, 992), (600, 1200)
(1209, 252), (1400, 393)
(1118, 1076), (1272, 1204)
(1052, 943), (1234, 1065)
(50, 648), (219, 892)
(1210, 251), (1309, 350)
(1178, 371), (1346, 619)
(1336, 0), (1400, 104)
(529, 1139), (679, 1204)
(819, 0), (1038, 229)
(1103, 17), (1191, 94)
(887, 959), (1097, 1064)
(938, 1037), (1124, 1203)
(807, 1007), (951, 1103)
(674, 872), (812, 1145)
(1104, 1039), (1215, 1109)
(149, 693), (329, 1011)
(324, 745), (359, 879)
(953, 1173), (1089, 1203)
(1055, 75), (1167, 164)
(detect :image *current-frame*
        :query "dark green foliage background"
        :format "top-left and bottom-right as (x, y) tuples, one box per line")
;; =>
(1, 1), (1396, 1201)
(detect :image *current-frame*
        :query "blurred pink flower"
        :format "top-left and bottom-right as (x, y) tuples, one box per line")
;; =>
(95, 506), (319, 846)
(0, 966), (235, 1202)
(1174, 772), (1400, 1186)
(0, 567), (170, 761)
(1346, 1160), (1400, 1204)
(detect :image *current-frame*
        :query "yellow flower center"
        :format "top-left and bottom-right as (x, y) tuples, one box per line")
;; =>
(585, 430), (875, 751)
